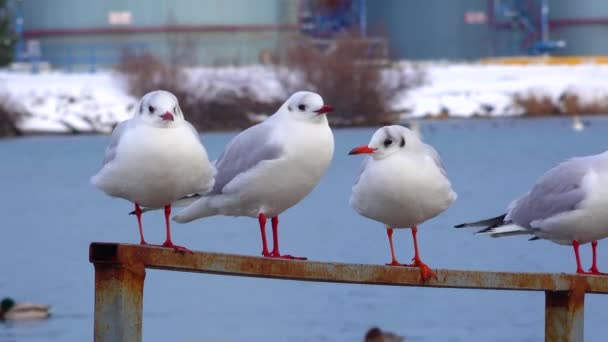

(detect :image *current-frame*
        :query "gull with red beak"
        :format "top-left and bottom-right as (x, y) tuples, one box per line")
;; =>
(349, 125), (456, 281)
(173, 91), (334, 259)
(91, 90), (215, 252)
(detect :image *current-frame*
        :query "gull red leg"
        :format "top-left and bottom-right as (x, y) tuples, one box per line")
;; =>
(134, 203), (148, 245)
(161, 205), (192, 253)
(572, 240), (586, 274)
(407, 226), (437, 281)
(258, 213), (271, 257)
(587, 240), (608, 275)
(267, 216), (307, 260)
(385, 227), (404, 266)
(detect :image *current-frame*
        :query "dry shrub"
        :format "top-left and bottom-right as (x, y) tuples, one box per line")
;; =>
(514, 93), (559, 117)
(560, 92), (608, 115)
(277, 34), (424, 126)
(116, 34), (423, 130)
(515, 90), (608, 117)
(115, 52), (276, 130)
(115, 52), (183, 97)
(0, 95), (21, 137)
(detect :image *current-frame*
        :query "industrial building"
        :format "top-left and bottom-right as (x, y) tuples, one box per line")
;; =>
(8, 0), (608, 70)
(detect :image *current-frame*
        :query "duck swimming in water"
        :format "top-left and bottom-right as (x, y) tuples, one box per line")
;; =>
(0, 297), (51, 321)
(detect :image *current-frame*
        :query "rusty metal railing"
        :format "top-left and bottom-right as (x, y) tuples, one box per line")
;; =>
(89, 242), (608, 341)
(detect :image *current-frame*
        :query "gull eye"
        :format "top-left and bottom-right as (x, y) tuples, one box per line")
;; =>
(400, 138), (405, 147)
(383, 139), (393, 147)
(148, 105), (155, 113)
(174, 106), (178, 114)
(298, 104), (306, 111)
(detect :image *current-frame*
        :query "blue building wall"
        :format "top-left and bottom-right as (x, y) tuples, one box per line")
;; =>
(366, 0), (494, 60)
(366, 0), (608, 60)
(13, 0), (608, 68)
(16, 0), (297, 69)
(550, 0), (608, 57)
(22, 0), (294, 29)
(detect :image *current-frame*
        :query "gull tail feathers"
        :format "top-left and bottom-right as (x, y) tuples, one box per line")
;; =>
(128, 194), (202, 215)
(475, 224), (530, 238)
(454, 214), (507, 228)
(172, 196), (218, 223)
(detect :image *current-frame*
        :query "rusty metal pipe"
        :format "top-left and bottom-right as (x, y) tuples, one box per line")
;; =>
(89, 242), (606, 342)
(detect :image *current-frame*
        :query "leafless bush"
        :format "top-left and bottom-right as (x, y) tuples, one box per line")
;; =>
(277, 33), (424, 126)
(115, 52), (277, 130)
(514, 90), (608, 117)
(0, 95), (21, 137)
(514, 93), (559, 116)
(559, 92), (608, 115)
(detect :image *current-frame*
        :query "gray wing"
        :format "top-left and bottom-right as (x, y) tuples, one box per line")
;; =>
(508, 157), (590, 229)
(101, 119), (133, 166)
(353, 156), (371, 185)
(422, 143), (447, 177)
(210, 122), (284, 194)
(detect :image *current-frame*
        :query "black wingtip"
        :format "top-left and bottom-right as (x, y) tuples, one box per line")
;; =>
(454, 223), (467, 228)
(128, 210), (136, 215)
(529, 236), (540, 241)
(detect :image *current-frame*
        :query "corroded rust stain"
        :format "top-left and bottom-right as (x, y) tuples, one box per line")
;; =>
(93, 259), (145, 342)
(89, 242), (608, 342)
(89, 242), (608, 293)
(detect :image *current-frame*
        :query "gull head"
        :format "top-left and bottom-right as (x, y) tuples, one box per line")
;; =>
(280, 91), (333, 122)
(349, 125), (420, 160)
(136, 90), (184, 126)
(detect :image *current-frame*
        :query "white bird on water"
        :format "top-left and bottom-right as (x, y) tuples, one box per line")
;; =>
(572, 115), (585, 132)
(455, 151), (608, 275)
(173, 91), (334, 260)
(91, 90), (215, 252)
(349, 125), (456, 281)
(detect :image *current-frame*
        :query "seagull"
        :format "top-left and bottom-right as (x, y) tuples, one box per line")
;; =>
(349, 125), (456, 281)
(173, 91), (334, 259)
(455, 151), (608, 275)
(572, 115), (585, 132)
(91, 90), (215, 252)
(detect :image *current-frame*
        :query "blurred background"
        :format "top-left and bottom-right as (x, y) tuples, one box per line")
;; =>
(2, 1), (608, 341)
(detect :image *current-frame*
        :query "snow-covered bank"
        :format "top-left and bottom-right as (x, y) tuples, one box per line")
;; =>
(399, 63), (608, 118)
(1, 71), (136, 134)
(2, 63), (608, 135)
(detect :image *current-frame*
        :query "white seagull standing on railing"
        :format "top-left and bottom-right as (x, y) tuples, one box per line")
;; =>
(455, 151), (608, 275)
(173, 91), (334, 260)
(348, 125), (457, 281)
(91, 90), (215, 252)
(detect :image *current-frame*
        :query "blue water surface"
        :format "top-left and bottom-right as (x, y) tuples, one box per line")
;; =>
(1, 117), (608, 341)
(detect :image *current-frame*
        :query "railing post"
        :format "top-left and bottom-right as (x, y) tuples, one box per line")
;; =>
(91, 245), (145, 342)
(545, 287), (585, 342)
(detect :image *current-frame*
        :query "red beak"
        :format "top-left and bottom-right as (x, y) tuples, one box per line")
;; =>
(160, 112), (174, 121)
(314, 105), (333, 115)
(348, 145), (377, 155)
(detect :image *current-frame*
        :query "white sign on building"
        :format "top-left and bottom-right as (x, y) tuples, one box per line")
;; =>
(108, 11), (132, 26)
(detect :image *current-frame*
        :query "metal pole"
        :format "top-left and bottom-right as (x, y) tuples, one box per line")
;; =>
(359, 0), (366, 36)
(93, 262), (145, 342)
(13, 0), (24, 61)
(540, 0), (549, 45)
(545, 288), (585, 342)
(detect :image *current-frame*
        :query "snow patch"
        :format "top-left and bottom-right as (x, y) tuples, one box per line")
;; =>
(3, 63), (608, 134)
